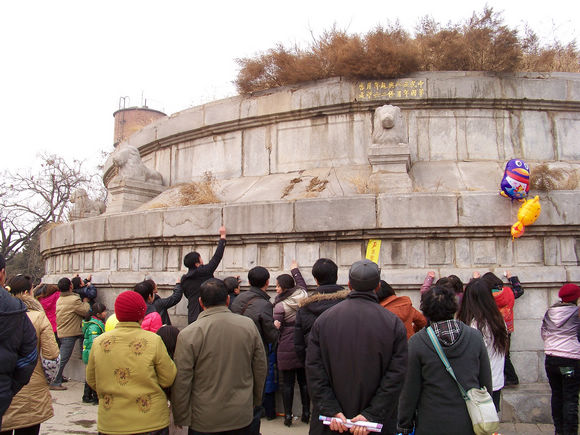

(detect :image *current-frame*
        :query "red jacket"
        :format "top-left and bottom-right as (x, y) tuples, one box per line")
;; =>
(380, 295), (427, 339)
(493, 286), (515, 332)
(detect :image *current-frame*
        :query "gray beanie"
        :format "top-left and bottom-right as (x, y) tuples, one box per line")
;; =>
(349, 259), (380, 292)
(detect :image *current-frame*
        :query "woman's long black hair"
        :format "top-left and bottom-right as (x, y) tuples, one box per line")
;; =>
(458, 278), (508, 354)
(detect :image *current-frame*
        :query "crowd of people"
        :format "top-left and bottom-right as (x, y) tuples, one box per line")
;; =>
(0, 226), (579, 435)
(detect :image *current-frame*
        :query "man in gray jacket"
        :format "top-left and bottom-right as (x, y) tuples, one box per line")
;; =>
(172, 278), (267, 434)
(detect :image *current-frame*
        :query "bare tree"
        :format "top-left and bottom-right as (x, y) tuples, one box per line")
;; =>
(0, 153), (103, 262)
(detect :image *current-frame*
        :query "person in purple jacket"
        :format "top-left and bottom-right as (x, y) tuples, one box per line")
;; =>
(273, 260), (310, 426)
(541, 283), (580, 435)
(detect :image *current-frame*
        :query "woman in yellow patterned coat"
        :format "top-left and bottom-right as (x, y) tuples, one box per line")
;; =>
(86, 291), (176, 435)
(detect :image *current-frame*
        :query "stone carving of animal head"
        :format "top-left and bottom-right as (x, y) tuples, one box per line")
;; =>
(372, 105), (408, 145)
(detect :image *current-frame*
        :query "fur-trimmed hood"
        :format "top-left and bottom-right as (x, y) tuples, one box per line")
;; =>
(17, 294), (45, 312)
(299, 289), (350, 309)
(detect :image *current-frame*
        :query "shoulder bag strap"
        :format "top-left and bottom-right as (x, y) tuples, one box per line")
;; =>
(426, 326), (469, 400)
(241, 295), (261, 315)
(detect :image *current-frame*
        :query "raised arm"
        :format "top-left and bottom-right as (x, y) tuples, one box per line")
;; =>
(290, 260), (307, 290)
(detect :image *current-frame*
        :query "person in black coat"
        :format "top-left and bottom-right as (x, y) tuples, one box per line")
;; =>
(144, 279), (183, 326)
(231, 266), (278, 353)
(306, 260), (408, 435)
(397, 285), (493, 435)
(294, 258), (348, 364)
(181, 226), (226, 324)
(0, 254), (38, 430)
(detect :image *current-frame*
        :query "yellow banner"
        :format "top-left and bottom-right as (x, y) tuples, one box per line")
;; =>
(365, 239), (381, 264)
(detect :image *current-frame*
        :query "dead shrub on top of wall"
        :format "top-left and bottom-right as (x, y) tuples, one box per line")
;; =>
(235, 7), (579, 94)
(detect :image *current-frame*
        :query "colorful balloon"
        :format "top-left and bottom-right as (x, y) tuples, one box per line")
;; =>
(511, 196), (541, 239)
(500, 159), (530, 200)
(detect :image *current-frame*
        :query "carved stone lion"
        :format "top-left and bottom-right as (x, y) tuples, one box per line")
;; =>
(371, 105), (408, 145)
(111, 145), (164, 185)
(69, 189), (106, 220)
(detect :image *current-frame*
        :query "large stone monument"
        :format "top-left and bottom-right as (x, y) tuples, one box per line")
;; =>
(41, 72), (580, 422)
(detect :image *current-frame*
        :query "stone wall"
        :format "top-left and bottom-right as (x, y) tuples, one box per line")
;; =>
(42, 72), (580, 397)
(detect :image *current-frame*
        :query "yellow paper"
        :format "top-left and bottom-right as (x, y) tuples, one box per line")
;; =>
(365, 239), (381, 264)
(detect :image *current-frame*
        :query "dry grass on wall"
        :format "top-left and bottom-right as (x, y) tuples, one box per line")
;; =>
(530, 164), (579, 191)
(179, 172), (220, 205)
(348, 175), (379, 194)
(235, 7), (579, 94)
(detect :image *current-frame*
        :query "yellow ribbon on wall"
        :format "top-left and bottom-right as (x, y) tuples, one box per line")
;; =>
(365, 239), (381, 264)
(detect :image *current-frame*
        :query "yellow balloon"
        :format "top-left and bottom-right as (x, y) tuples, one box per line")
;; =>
(517, 195), (541, 226)
(105, 313), (118, 332)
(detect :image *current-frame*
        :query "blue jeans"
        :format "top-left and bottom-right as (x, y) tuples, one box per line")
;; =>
(51, 336), (81, 386)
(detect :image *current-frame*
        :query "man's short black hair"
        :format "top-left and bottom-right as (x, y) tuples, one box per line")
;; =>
(134, 281), (154, 302)
(58, 277), (71, 292)
(183, 252), (201, 269)
(248, 266), (270, 288)
(71, 276), (82, 289)
(420, 285), (458, 322)
(312, 258), (338, 285)
(223, 276), (240, 294)
(0, 253), (5, 271)
(200, 278), (228, 308)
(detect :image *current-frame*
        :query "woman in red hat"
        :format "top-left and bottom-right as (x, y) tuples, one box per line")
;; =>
(86, 290), (177, 435)
(541, 283), (580, 435)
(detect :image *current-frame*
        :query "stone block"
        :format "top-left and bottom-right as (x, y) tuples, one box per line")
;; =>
(105, 210), (163, 241)
(242, 126), (273, 177)
(72, 253), (81, 271)
(290, 78), (354, 111)
(223, 246), (244, 271)
(224, 201), (293, 234)
(496, 237), (514, 267)
(501, 383), (552, 424)
(457, 162), (504, 192)
(165, 247), (181, 271)
(454, 238), (470, 267)
(295, 196), (376, 232)
(156, 108), (203, 141)
(258, 244), (280, 269)
(73, 218), (105, 245)
(407, 240), (426, 268)
(427, 240), (453, 266)
(83, 252), (93, 271)
(465, 115), (501, 160)
(521, 112), (555, 160)
(380, 241), (407, 266)
(510, 351), (540, 383)
(560, 237), (578, 265)
(203, 97), (242, 126)
(409, 161), (464, 192)
(567, 266), (580, 283)
(273, 114), (369, 173)
(556, 115), (580, 160)
(295, 243), (320, 267)
(513, 266), (567, 284)
(338, 242), (363, 267)
(471, 239), (497, 265)
(244, 245), (258, 270)
(51, 224), (74, 249)
(514, 238), (544, 265)
(117, 249), (131, 270)
(99, 251), (111, 271)
(162, 206), (222, 237)
(139, 248), (153, 270)
(378, 193), (458, 228)
(542, 237), (559, 266)
(458, 192), (514, 227)
(381, 268), (429, 287)
(511, 319), (544, 351)
(514, 289), (549, 320)
(319, 242), (337, 261)
(426, 113), (458, 160)
(536, 191), (580, 225)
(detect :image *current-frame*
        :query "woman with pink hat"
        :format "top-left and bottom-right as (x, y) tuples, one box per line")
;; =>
(541, 283), (580, 435)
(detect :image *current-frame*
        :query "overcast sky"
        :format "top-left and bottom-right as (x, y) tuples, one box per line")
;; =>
(1, 0), (578, 175)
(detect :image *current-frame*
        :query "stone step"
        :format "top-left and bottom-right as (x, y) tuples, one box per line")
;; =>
(501, 383), (553, 424)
